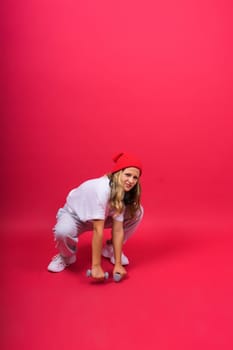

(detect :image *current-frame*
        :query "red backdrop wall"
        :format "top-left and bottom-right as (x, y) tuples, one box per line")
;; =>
(2, 0), (233, 232)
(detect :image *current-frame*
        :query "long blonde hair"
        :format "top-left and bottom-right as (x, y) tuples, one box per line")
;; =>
(107, 170), (141, 218)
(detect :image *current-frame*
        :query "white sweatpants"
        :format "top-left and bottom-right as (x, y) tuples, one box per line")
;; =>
(53, 204), (144, 257)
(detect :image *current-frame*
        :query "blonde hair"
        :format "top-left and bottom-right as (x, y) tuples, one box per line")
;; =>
(107, 170), (141, 218)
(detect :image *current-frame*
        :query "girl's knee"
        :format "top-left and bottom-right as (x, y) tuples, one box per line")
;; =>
(53, 211), (77, 240)
(53, 222), (76, 241)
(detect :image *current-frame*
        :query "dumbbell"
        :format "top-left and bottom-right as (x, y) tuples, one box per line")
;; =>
(86, 269), (109, 280)
(113, 272), (123, 282)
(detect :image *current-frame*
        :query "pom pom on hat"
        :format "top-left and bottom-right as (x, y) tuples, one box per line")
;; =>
(111, 152), (142, 175)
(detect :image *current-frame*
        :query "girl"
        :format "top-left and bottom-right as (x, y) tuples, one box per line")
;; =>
(48, 152), (144, 280)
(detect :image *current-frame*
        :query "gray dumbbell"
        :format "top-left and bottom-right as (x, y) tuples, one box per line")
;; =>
(113, 272), (123, 282)
(86, 269), (109, 280)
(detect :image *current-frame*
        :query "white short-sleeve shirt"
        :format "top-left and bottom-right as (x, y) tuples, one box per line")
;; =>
(66, 175), (124, 222)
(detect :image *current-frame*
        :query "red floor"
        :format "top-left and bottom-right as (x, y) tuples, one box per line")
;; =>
(2, 216), (233, 350)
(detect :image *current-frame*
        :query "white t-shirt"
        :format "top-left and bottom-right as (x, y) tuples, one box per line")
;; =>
(66, 175), (124, 222)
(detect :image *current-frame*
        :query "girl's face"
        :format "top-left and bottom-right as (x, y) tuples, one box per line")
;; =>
(120, 167), (140, 192)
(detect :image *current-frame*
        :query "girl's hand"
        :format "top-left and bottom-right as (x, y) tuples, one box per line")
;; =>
(91, 265), (106, 280)
(113, 263), (127, 277)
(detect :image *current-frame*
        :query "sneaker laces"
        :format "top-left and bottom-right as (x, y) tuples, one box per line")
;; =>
(52, 254), (67, 266)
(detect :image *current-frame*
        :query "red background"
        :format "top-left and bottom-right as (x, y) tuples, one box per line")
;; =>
(2, 1), (233, 349)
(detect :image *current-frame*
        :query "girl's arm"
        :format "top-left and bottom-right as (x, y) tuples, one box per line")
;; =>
(91, 219), (105, 279)
(112, 220), (127, 276)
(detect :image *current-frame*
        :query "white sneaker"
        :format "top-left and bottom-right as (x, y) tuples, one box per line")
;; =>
(102, 243), (129, 265)
(47, 254), (76, 272)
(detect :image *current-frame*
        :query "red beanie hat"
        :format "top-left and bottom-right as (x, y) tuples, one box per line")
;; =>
(111, 152), (142, 175)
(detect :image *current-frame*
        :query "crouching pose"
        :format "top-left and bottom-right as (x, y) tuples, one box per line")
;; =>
(48, 152), (144, 281)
